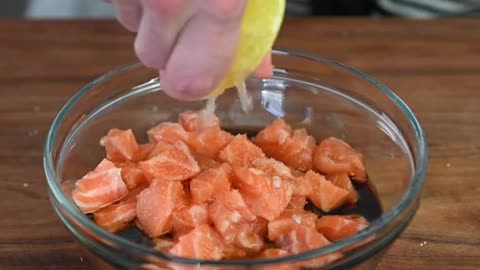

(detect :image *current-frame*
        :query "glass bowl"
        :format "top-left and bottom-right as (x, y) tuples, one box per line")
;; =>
(44, 49), (427, 270)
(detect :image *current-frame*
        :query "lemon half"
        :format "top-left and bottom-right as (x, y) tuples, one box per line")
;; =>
(208, 0), (286, 97)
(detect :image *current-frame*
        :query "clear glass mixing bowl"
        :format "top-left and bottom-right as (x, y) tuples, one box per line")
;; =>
(44, 49), (428, 270)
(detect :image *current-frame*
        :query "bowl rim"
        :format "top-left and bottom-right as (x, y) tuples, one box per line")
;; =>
(43, 49), (428, 267)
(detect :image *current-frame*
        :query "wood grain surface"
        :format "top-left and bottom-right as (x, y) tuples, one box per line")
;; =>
(0, 18), (479, 270)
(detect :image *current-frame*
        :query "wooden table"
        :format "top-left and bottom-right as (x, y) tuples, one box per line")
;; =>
(0, 18), (479, 270)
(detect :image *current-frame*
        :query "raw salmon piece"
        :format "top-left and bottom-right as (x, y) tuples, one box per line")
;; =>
(93, 184), (146, 232)
(169, 224), (224, 260)
(280, 129), (316, 171)
(132, 143), (155, 162)
(316, 215), (369, 242)
(275, 224), (343, 266)
(267, 209), (317, 241)
(218, 134), (265, 167)
(313, 137), (366, 182)
(72, 159), (129, 213)
(136, 180), (186, 237)
(326, 173), (358, 205)
(100, 129), (139, 162)
(153, 237), (176, 252)
(147, 122), (189, 144)
(179, 110), (220, 132)
(290, 169), (305, 178)
(121, 163), (148, 189)
(233, 167), (293, 221)
(287, 195), (307, 210)
(234, 218), (268, 254)
(253, 157), (293, 179)
(208, 190), (257, 244)
(190, 163), (232, 204)
(187, 127), (233, 158)
(193, 153), (221, 171)
(172, 204), (210, 236)
(223, 245), (247, 259)
(254, 120), (315, 171)
(289, 176), (312, 197)
(139, 141), (200, 181)
(148, 140), (174, 159)
(305, 170), (349, 212)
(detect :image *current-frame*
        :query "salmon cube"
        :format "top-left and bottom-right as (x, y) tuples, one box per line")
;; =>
(253, 157), (293, 179)
(187, 127), (233, 158)
(172, 204), (210, 236)
(100, 129), (139, 162)
(313, 137), (366, 182)
(233, 167), (293, 221)
(72, 159), (129, 213)
(218, 134), (265, 167)
(153, 237), (176, 252)
(147, 122), (189, 144)
(169, 224), (224, 260)
(208, 190), (257, 244)
(326, 173), (358, 205)
(93, 184), (146, 232)
(136, 180), (186, 237)
(305, 171), (349, 212)
(254, 120), (315, 171)
(132, 143), (156, 162)
(120, 163), (148, 190)
(234, 218), (268, 254)
(275, 224), (343, 267)
(193, 153), (221, 171)
(260, 248), (289, 258)
(287, 195), (307, 210)
(179, 110), (220, 132)
(139, 141), (200, 181)
(267, 209), (317, 241)
(190, 163), (232, 204)
(289, 175), (313, 197)
(316, 215), (369, 242)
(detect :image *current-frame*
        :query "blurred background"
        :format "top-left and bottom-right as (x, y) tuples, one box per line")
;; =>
(0, 0), (479, 18)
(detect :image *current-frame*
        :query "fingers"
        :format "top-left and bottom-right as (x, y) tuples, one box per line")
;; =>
(134, 0), (193, 70)
(160, 0), (247, 100)
(254, 52), (274, 78)
(111, 0), (142, 32)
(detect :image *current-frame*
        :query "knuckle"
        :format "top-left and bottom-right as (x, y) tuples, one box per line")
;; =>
(142, 0), (185, 16)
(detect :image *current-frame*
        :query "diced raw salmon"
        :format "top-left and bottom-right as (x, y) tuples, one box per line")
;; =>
(275, 224), (343, 266)
(218, 134), (265, 167)
(187, 127), (233, 158)
(233, 167), (293, 221)
(190, 163), (232, 204)
(313, 137), (366, 182)
(72, 159), (129, 213)
(193, 153), (221, 171)
(147, 122), (189, 144)
(234, 218), (268, 254)
(100, 129), (139, 162)
(253, 157), (293, 179)
(132, 143), (156, 162)
(254, 120), (315, 171)
(316, 215), (369, 242)
(169, 224), (224, 260)
(172, 204), (210, 236)
(148, 140), (174, 159)
(280, 129), (316, 171)
(136, 180), (186, 237)
(139, 141), (200, 181)
(267, 209), (317, 241)
(93, 184), (146, 232)
(223, 245), (247, 259)
(287, 195), (307, 210)
(326, 173), (358, 205)
(120, 163), (148, 189)
(305, 171), (349, 212)
(208, 190), (257, 244)
(179, 110), (220, 132)
(289, 176), (312, 197)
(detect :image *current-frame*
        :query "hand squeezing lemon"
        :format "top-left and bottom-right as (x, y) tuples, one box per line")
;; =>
(208, 0), (286, 97)
(108, 0), (285, 101)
